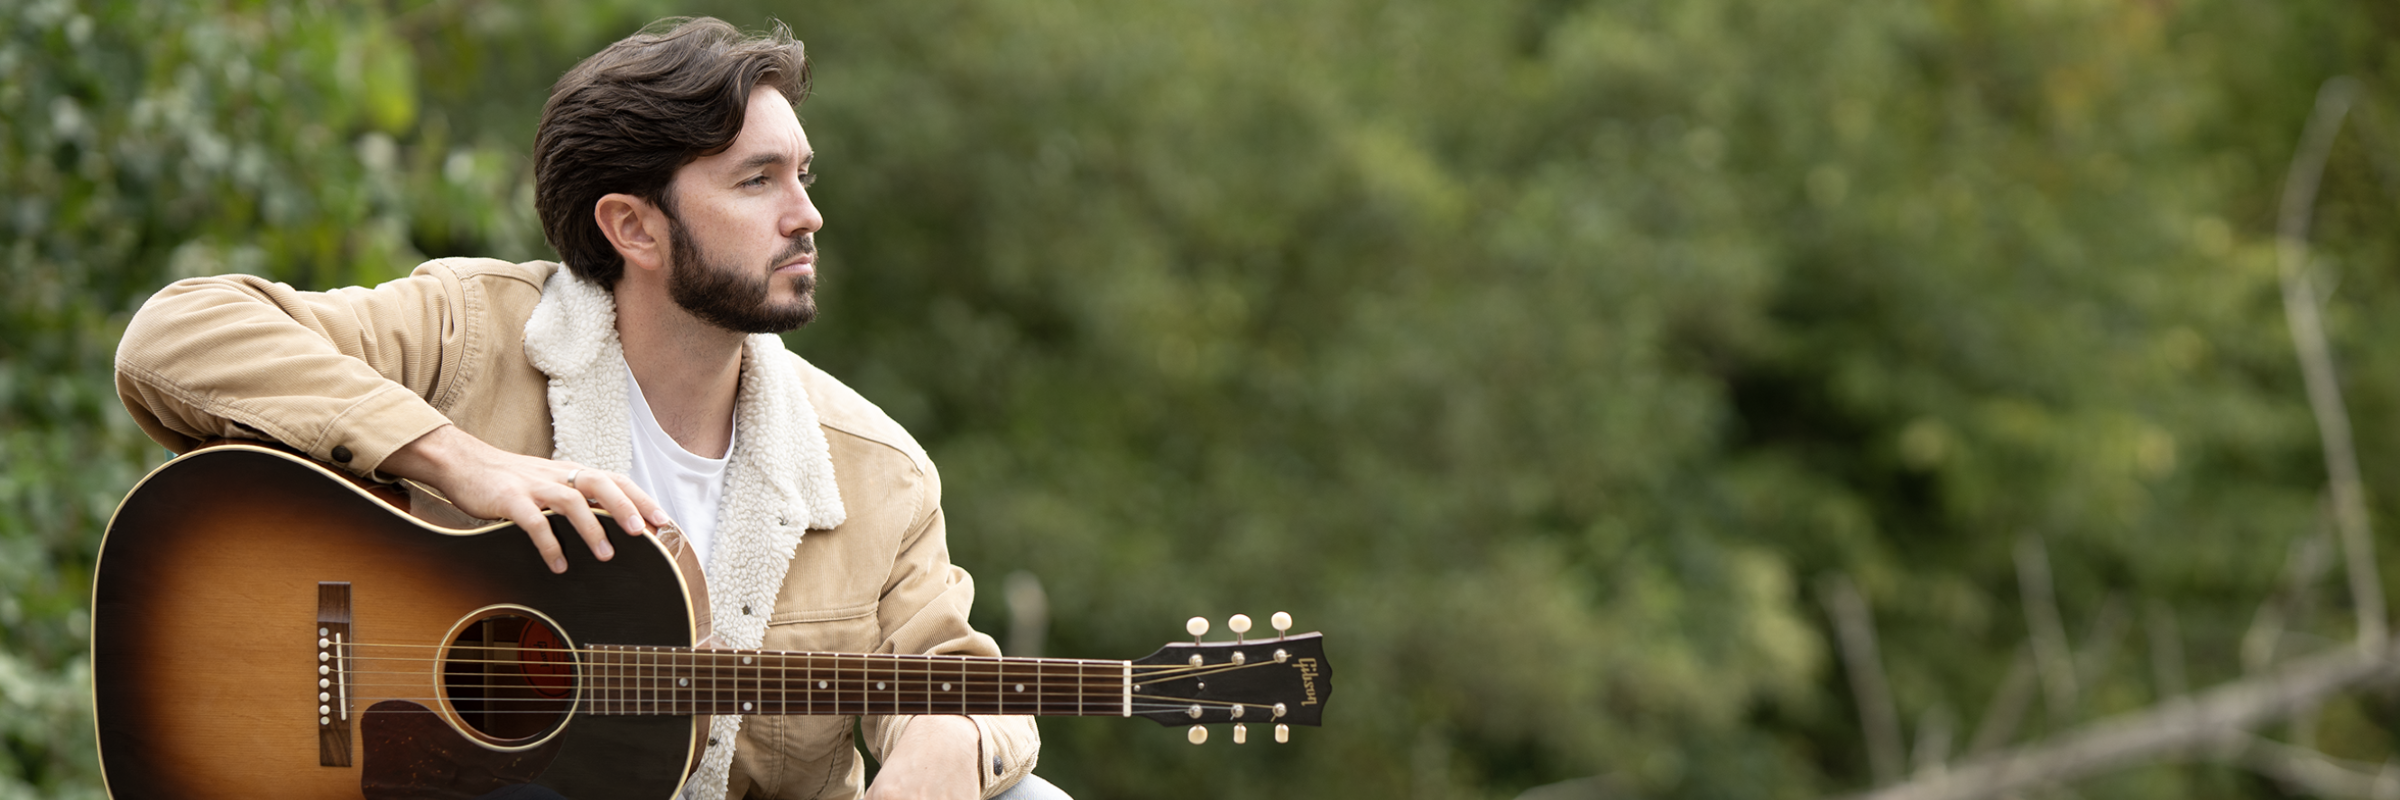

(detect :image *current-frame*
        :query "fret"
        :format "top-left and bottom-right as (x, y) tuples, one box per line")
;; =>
(641, 646), (656, 716)
(773, 651), (788, 715)
(718, 650), (735, 715)
(738, 651), (755, 715)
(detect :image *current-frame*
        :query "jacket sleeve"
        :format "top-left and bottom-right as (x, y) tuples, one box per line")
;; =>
(858, 473), (1042, 798)
(113, 263), (481, 477)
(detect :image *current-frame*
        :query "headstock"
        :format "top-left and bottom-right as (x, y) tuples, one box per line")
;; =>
(1127, 613), (1332, 744)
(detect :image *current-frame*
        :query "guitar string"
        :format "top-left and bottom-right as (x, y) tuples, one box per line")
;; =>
(322, 649), (1298, 717)
(329, 642), (1275, 681)
(312, 697), (1282, 716)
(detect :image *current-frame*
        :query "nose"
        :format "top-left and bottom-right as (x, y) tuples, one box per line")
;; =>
(784, 179), (823, 239)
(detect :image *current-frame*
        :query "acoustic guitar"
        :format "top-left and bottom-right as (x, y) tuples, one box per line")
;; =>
(90, 444), (1331, 799)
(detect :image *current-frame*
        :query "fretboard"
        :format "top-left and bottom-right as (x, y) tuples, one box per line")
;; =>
(573, 646), (1133, 717)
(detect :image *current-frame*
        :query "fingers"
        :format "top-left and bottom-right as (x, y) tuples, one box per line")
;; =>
(578, 472), (655, 537)
(502, 496), (570, 574)
(618, 474), (673, 531)
(546, 478), (615, 565)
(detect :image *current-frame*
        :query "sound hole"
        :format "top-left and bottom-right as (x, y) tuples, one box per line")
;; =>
(441, 611), (576, 744)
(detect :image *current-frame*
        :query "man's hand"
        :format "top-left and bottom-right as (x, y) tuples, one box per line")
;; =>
(865, 715), (981, 800)
(381, 424), (670, 573)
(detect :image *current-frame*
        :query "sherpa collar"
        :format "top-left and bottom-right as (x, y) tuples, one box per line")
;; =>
(521, 266), (847, 800)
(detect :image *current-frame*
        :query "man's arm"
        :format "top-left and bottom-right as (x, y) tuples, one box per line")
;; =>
(863, 715), (982, 800)
(116, 266), (667, 571)
(857, 496), (1042, 798)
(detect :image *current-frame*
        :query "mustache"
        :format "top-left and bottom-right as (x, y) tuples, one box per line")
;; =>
(768, 235), (816, 270)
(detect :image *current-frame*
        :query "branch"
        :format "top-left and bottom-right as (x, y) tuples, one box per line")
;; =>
(2227, 733), (2400, 799)
(1823, 574), (1906, 786)
(2275, 75), (2384, 652)
(1841, 643), (2399, 800)
(1963, 649), (2036, 758)
(2016, 534), (2079, 715)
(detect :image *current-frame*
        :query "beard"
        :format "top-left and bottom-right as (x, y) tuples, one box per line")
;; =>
(664, 214), (818, 334)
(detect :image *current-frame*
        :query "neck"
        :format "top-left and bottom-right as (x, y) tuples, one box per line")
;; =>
(571, 647), (1136, 718)
(614, 280), (744, 459)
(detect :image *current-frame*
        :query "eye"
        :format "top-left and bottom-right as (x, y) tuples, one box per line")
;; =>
(797, 171), (816, 187)
(741, 175), (770, 188)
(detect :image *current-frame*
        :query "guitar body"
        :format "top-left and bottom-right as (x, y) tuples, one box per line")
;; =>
(92, 445), (705, 800)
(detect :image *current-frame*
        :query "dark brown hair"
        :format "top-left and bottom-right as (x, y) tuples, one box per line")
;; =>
(535, 17), (810, 288)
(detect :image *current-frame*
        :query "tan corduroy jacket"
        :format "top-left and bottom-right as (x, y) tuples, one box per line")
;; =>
(114, 257), (1038, 800)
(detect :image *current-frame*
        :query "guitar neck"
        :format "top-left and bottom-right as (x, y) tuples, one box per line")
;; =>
(572, 646), (1136, 718)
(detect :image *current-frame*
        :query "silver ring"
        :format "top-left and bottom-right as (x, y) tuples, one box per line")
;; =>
(563, 468), (582, 486)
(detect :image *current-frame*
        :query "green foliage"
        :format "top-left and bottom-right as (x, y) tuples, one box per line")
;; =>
(10, 0), (2400, 798)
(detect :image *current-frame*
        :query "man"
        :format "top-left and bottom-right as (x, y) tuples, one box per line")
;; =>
(114, 17), (1063, 800)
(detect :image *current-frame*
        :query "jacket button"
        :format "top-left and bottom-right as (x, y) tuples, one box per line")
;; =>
(742, 605), (752, 616)
(993, 755), (1004, 775)
(330, 445), (354, 463)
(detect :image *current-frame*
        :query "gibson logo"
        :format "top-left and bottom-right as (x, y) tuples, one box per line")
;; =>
(1298, 657), (1321, 706)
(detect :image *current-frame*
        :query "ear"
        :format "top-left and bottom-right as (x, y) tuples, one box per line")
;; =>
(595, 193), (671, 274)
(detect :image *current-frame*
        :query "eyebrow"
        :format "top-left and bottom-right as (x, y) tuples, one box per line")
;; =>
(731, 150), (814, 175)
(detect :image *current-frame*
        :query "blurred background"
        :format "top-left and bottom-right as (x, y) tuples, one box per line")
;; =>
(9, 1), (2400, 798)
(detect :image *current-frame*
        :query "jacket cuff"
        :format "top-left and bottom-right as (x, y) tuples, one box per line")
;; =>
(309, 383), (452, 478)
(966, 714), (1040, 799)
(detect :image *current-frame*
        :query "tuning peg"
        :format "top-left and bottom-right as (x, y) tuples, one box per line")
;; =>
(1272, 611), (1292, 638)
(1188, 725), (1208, 744)
(1276, 723), (1290, 744)
(1234, 723), (1248, 744)
(1229, 614), (1251, 642)
(1186, 616), (1209, 643)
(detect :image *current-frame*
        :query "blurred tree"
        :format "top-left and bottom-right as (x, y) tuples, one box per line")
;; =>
(12, 0), (2400, 799)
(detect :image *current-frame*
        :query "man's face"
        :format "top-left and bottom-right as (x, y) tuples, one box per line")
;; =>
(660, 84), (823, 334)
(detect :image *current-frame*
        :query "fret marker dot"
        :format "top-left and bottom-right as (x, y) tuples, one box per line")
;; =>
(1015, 684), (1025, 693)
(743, 656), (752, 665)
(819, 680), (828, 689)
(943, 683), (952, 691)
(876, 681), (886, 690)
(743, 702), (753, 712)
(680, 678), (689, 687)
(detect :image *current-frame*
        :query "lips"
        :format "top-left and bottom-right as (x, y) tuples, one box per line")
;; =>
(771, 237), (817, 276)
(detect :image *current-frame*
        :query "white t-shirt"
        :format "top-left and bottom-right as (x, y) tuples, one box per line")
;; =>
(624, 365), (731, 572)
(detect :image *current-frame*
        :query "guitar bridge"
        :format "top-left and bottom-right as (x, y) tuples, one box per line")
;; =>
(318, 582), (353, 767)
